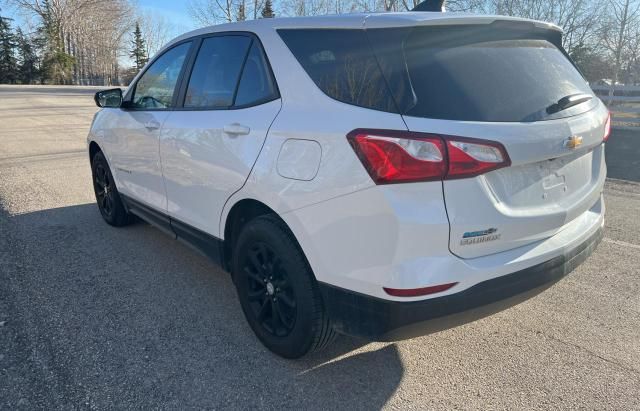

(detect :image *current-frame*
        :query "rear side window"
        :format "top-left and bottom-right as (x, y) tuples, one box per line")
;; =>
(280, 25), (595, 122)
(132, 42), (191, 109)
(184, 36), (251, 108)
(235, 42), (278, 107)
(277, 29), (398, 113)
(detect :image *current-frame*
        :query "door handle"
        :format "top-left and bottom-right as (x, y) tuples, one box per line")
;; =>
(223, 123), (250, 136)
(144, 120), (161, 131)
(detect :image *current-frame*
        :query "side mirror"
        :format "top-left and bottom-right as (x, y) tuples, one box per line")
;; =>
(94, 88), (123, 108)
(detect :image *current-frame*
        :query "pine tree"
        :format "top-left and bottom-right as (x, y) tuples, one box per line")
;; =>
(261, 0), (275, 18)
(39, 0), (74, 84)
(16, 28), (40, 84)
(0, 9), (18, 84)
(237, 3), (246, 21)
(130, 22), (148, 71)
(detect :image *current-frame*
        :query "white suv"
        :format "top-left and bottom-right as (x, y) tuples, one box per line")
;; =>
(88, 12), (608, 358)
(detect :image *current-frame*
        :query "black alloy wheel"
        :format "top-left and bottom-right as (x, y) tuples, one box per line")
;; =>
(243, 242), (297, 337)
(94, 161), (115, 218)
(233, 215), (336, 358)
(91, 151), (133, 227)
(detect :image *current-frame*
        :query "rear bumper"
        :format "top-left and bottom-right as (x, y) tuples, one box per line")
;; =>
(319, 227), (603, 341)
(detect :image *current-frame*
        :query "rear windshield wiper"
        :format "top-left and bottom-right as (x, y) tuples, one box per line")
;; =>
(546, 93), (593, 115)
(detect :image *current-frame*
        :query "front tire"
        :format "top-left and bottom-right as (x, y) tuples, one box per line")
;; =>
(233, 215), (336, 358)
(91, 151), (133, 227)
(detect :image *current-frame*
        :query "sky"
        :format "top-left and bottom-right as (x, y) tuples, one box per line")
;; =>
(137, 0), (196, 35)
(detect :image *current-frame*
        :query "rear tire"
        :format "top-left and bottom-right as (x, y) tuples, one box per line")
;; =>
(91, 151), (134, 227)
(233, 215), (336, 358)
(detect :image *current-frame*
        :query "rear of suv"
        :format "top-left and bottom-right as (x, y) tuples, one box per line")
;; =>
(88, 12), (608, 358)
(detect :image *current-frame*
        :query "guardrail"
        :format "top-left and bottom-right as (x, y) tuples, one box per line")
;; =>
(591, 85), (640, 127)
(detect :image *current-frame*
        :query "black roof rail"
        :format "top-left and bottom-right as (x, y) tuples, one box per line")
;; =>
(411, 0), (446, 12)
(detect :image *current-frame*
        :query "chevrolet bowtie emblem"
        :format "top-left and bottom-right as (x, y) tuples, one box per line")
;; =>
(564, 135), (583, 149)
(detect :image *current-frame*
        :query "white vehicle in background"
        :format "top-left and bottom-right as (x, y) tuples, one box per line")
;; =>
(87, 8), (609, 358)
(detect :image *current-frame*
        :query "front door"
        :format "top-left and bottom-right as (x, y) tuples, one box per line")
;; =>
(106, 41), (192, 212)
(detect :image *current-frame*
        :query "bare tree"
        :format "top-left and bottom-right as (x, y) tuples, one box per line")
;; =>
(599, 0), (640, 98)
(188, 0), (236, 25)
(475, 0), (602, 53)
(6, 0), (135, 85)
(137, 10), (176, 57)
(350, 0), (381, 12)
(445, 0), (488, 12)
(236, 0), (246, 20)
(281, 0), (357, 16)
(623, 25), (640, 83)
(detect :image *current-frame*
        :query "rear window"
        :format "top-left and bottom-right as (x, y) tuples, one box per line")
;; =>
(279, 24), (595, 122)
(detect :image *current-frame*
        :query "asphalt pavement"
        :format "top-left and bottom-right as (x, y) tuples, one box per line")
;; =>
(1, 85), (639, 410)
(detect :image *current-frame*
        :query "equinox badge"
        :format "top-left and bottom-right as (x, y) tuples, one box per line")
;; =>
(461, 228), (501, 245)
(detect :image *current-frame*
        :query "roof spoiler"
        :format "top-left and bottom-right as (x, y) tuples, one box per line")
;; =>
(411, 0), (446, 12)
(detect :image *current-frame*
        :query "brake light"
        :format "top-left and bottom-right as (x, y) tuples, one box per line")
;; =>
(446, 137), (511, 179)
(347, 130), (446, 184)
(603, 112), (611, 142)
(347, 129), (510, 184)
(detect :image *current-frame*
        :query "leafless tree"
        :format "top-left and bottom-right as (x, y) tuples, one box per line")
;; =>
(623, 25), (640, 83)
(399, 0), (474, 11)
(281, 0), (360, 16)
(350, 0), (379, 12)
(252, 0), (265, 19)
(187, 0), (268, 25)
(6, 0), (135, 85)
(188, 0), (236, 25)
(137, 10), (176, 57)
(599, 0), (640, 97)
(5, 0), (640, 86)
(471, 0), (602, 53)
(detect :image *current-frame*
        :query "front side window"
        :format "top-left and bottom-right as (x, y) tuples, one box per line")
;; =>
(184, 36), (252, 108)
(132, 42), (191, 109)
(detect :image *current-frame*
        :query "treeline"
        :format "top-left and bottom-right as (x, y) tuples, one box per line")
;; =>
(0, 0), (171, 86)
(1, 0), (639, 86)
(192, 0), (640, 86)
(0, 11), (39, 84)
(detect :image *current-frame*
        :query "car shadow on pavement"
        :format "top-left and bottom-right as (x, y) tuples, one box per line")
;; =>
(1, 202), (404, 409)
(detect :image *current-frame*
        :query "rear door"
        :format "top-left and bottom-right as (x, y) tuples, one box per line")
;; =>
(366, 19), (609, 259)
(160, 34), (281, 237)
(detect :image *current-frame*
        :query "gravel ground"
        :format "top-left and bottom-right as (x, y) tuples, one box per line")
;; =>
(1, 85), (639, 410)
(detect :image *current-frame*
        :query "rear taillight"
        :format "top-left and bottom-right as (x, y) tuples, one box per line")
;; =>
(347, 129), (510, 184)
(347, 130), (446, 184)
(445, 137), (511, 180)
(603, 112), (611, 142)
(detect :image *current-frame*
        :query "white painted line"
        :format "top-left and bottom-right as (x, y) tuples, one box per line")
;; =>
(604, 237), (640, 250)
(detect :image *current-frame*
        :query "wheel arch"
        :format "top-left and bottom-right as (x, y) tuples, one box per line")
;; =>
(89, 140), (102, 163)
(222, 198), (274, 270)
(222, 198), (307, 276)
(88, 141), (122, 195)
